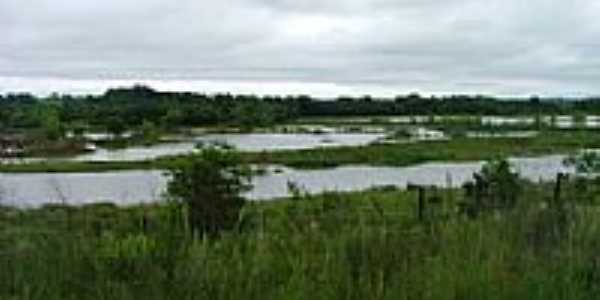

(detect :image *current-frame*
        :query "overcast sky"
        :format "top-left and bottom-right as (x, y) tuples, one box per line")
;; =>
(2, 0), (600, 97)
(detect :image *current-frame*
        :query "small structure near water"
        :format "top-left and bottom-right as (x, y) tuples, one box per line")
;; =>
(0, 135), (26, 157)
(408, 127), (448, 141)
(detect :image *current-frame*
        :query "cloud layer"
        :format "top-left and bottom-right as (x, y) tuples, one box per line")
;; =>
(2, 0), (600, 96)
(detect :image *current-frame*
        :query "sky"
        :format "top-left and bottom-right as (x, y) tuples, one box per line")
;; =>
(2, 0), (600, 97)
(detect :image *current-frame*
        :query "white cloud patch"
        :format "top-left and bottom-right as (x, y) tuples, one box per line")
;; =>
(2, 0), (600, 96)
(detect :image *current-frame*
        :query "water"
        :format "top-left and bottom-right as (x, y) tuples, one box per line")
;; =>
(481, 116), (535, 126)
(66, 133), (385, 162)
(0, 171), (167, 208)
(3, 119), (599, 164)
(194, 133), (386, 152)
(586, 116), (600, 128)
(248, 156), (570, 199)
(72, 143), (198, 162)
(465, 131), (539, 139)
(481, 115), (600, 128)
(0, 155), (573, 208)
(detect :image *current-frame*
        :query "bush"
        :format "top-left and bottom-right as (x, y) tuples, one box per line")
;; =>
(461, 158), (523, 216)
(167, 148), (252, 237)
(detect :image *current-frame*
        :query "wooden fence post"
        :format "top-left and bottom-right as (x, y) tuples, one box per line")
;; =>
(553, 173), (566, 207)
(408, 183), (427, 221)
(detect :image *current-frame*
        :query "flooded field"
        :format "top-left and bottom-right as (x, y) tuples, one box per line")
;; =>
(69, 133), (385, 162)
(0, 155), (572, 208)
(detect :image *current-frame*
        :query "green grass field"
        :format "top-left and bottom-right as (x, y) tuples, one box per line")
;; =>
(3, 177), (600, 299)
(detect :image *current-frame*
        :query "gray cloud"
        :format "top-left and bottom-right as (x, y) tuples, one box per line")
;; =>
(2, 0), (600, 96)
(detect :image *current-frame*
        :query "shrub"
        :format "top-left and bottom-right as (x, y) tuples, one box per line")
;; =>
(167, 148), (252, 237)
(461, 158), (523, 216)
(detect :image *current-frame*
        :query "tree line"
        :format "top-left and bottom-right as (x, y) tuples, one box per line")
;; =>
(2, 85), (600, 131)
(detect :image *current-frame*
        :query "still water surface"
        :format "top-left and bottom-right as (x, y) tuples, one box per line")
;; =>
(0, 155), (573, 208)
(70, 133), (385, 162)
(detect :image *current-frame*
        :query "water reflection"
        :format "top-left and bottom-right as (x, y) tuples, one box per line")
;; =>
(68, 133), (385, 162)
(0, 155), (573, 208)
(194, 133), (386, 152)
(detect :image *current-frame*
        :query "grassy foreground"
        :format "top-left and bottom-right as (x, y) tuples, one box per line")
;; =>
(2, 179), (600, 299)
(1, 131), (599, 172)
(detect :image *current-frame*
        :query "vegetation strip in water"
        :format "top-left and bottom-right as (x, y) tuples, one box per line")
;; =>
(1, 131), (599, 172)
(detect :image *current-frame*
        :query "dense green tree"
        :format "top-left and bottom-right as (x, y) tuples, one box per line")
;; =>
(106, 117), (127, 138)
(140, 120), (161, 144)
(462, 159), (523, 216)
(167, 149), (252, 237)
(3, 85), (600, 131)
(161, 107), (184, 129)
(478, 159), (522, 207)
(40, 105), (63, 141)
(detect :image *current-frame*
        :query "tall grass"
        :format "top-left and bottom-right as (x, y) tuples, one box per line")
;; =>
(2, 180), (600, 299)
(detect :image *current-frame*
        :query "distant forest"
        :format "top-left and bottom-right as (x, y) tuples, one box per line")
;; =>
(2, 85), (600, 130)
